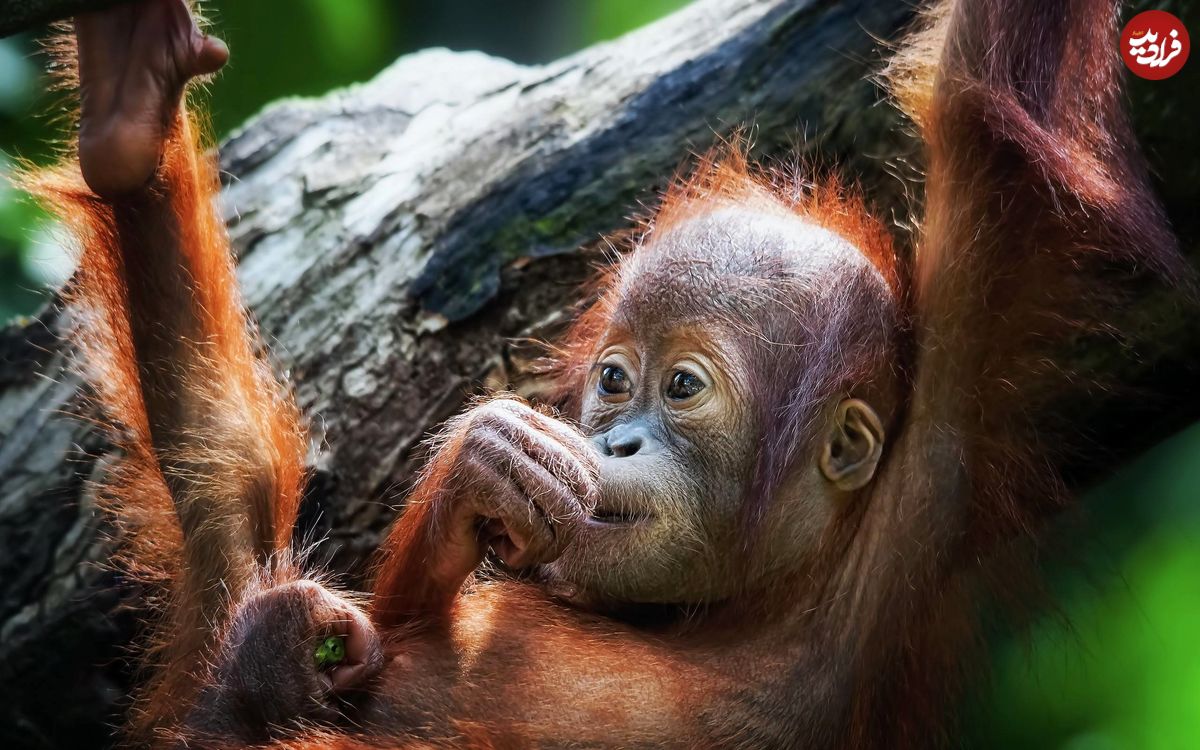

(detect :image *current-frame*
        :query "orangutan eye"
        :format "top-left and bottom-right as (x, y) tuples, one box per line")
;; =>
(598, 365), (631, 397)
(665, 370), (705, 401)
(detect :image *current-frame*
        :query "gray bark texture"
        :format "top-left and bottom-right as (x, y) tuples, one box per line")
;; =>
(0, 0), (1197, 747)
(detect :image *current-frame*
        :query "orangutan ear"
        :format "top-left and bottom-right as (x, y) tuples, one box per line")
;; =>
(819, 398), (885, 492)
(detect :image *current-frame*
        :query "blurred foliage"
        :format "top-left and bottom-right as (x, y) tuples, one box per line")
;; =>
(202, 0), (398, 137)
(965, 421), (1200, 749)
(0, 31), (56, 322)
(0, 2), (1197, 748)
(585, 0), (693, 43)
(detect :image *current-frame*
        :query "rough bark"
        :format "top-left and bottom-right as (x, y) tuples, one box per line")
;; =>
(0, 0), (1196, 747)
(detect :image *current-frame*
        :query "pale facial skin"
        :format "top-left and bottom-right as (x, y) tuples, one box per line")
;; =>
(544, 211), (889, 605)
(547, 322), (759, 603)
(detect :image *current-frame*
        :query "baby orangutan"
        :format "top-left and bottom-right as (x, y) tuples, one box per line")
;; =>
(24, 0), (1181, 747)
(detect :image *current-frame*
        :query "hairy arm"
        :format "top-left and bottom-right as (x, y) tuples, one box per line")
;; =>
(892, 0), (1182, 523)
(178, 397), (765, 748)
(365, 583), (744, 748)
(371, 398), (599, 627)
(364, 398), (740, 746)
(25, 0), (309, 738)
(840, 0), (1185, 744)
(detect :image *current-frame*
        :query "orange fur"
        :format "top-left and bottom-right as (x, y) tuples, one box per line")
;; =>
(21, 89), (308, 741)
(653, 145), (900, 295)
(546, 142), (902, 418)
(25, 0), (1186, 747)
(843, 0), (1184, 744)
(370, 1), (1184, 747)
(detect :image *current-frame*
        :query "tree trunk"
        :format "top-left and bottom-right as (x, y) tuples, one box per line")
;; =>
(0, 0), (1196, 747)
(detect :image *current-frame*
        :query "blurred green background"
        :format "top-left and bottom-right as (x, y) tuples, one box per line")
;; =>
(1, 2), (1197, 748)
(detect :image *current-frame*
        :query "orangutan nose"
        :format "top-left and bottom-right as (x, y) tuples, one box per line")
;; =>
(596, 422), (654, 458)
